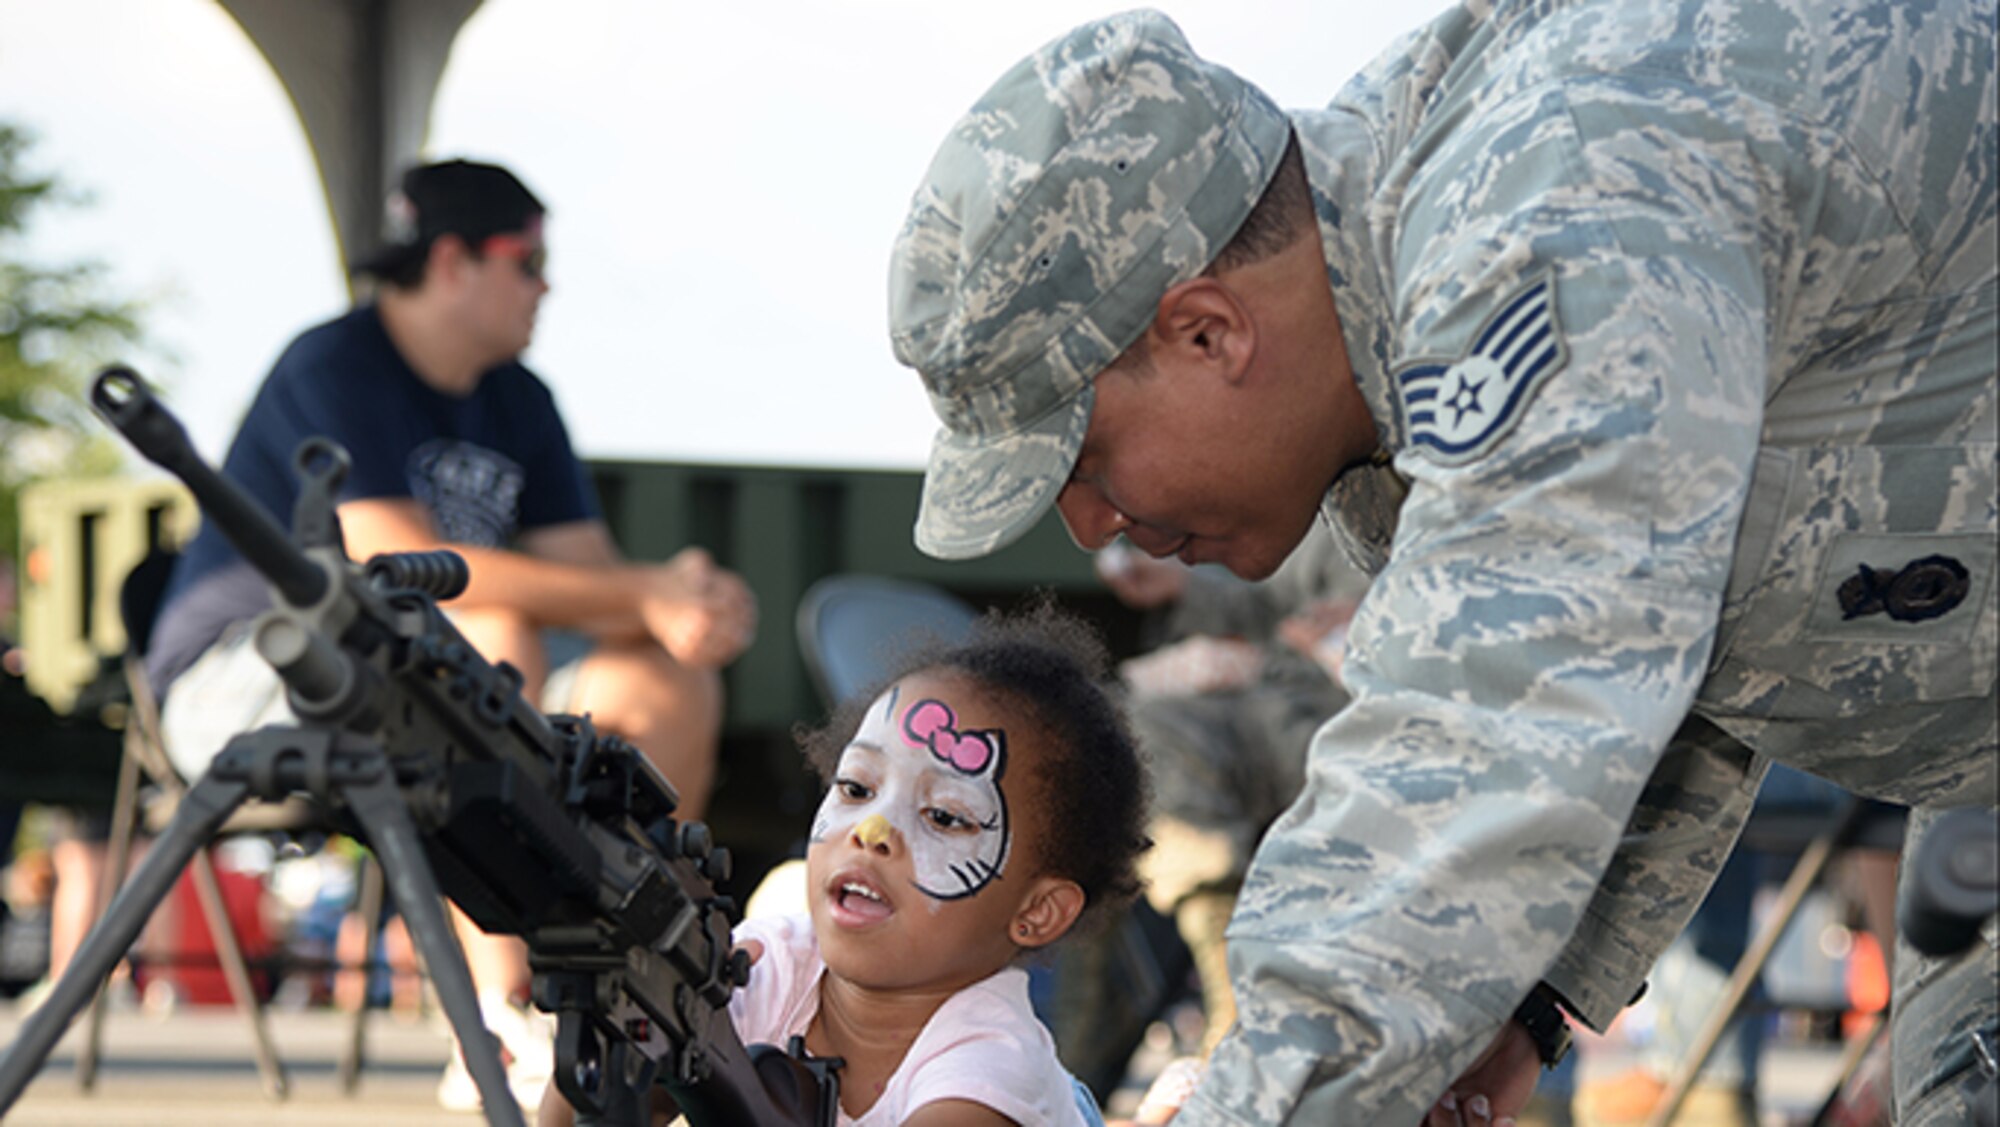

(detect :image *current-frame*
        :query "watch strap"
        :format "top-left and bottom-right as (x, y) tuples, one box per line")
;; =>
(1511, 982), (1574, 1070)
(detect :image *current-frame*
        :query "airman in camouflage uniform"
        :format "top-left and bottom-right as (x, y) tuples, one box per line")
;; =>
(888, 2), (1996, 1123)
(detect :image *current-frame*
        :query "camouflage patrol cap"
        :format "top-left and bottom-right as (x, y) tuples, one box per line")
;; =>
(891, 9), (1291, 560)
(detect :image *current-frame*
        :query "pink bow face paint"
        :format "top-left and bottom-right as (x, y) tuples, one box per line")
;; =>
(811, 683), (1011, 900)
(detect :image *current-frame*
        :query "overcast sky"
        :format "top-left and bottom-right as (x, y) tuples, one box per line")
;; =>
(0, 0), (1447, 469)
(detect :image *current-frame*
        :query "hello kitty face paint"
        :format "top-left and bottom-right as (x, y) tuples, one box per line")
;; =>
(810, 683), (1011, 900)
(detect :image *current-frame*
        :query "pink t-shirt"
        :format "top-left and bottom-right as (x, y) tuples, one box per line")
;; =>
(728, 914), (1088, 1127)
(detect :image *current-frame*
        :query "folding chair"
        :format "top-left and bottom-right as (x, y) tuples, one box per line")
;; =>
(78, 551), (399, 1099)
(1645, 796), (1909, 1127)
(795, 574), (982, 706)
(71, 549), (288, 1096)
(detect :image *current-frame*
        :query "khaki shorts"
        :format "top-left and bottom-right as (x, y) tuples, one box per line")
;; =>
(158, 625), (295, 783)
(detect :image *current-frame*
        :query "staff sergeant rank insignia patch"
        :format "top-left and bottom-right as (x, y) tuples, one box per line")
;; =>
(1395, 272), (1568, 465)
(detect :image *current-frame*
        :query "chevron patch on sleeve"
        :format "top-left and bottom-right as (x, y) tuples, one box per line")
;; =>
(1394, 273), (1568, 465)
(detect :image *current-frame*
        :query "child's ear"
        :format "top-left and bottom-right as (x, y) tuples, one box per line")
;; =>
(1011, 877), (1086, 949)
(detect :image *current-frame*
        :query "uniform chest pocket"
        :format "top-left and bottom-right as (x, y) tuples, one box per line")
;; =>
(1705, 444), (1998, 719)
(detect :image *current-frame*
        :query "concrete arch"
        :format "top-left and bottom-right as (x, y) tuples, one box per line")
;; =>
(217, 0), (485, 293)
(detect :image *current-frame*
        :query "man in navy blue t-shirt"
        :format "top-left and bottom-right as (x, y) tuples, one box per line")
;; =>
(145, 160), (756, 1109)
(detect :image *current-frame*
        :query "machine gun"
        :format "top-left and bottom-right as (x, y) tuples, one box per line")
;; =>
(0, 368), (841, 1127)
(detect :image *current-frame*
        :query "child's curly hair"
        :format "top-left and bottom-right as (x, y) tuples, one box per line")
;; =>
(796, 595), (1151, 941)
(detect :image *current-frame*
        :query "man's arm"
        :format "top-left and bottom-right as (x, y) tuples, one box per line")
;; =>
(1431, 722), (1763, 1116)
(338, 498), (754, 668)
(1543, 718), (1764, 1028)
(342, 498), (626, 616)
(517, 519), (622, 567)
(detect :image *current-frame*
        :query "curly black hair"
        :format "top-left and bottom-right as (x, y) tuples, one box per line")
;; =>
(796, 595), (1151, 941)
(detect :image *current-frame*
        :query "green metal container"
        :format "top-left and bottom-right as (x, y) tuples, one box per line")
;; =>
(585, 460), (1139, 878)
(12, 462), (1138, 883)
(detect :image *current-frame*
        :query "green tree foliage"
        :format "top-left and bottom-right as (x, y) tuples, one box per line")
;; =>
(0, 121), (144, 571)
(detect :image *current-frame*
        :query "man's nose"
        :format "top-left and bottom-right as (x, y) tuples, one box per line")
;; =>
(1056, 481), (1126, 551)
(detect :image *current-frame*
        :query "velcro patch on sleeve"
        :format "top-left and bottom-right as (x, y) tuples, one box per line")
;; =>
(1394, 272), (1568, 465)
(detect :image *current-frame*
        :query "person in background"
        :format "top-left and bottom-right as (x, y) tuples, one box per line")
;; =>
(0, 565), (26, 992)
(1, 561), (132, 1013)
(142, 159), (757, 1110)
(1095, 522), (1362, 1060)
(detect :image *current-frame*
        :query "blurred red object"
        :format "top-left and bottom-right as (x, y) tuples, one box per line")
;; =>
(1843, 930), (1890, 1035)
(141, 852), (273, 1006)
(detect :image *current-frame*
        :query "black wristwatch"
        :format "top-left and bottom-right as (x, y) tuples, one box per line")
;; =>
(1511, 983), (1573, 1070)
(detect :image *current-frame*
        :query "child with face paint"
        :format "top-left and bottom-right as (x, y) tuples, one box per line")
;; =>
(537, 602), (1150, 1127)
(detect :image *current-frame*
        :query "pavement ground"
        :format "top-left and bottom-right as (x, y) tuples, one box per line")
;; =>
(1, 998), (1856, 1126)
(1, 1003), (480, 1126)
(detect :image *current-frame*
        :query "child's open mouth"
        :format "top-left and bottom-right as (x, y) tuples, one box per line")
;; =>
(828, 871), (895, 927)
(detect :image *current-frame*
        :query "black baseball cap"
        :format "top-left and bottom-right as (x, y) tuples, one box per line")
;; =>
(352, 159), (545, 278)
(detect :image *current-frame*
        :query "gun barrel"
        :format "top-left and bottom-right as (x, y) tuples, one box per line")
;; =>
(91, 366), (328, 608)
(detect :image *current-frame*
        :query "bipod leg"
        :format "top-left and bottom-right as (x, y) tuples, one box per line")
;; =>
(343, 765), (526, 1127)
(188, 844), (289, 1098)
(0, 765), (252, 1113)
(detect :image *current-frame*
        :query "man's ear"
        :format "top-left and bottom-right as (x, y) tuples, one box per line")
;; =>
(425, 234), (473, 286)
(1011, 877), (1086, 949)
(1149, 277), (1256, 385)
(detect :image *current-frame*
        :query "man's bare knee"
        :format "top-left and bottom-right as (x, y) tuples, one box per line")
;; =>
(569, 643), (722, 817)
(570, 643), (720, 733)
(447, 605), (547, 691)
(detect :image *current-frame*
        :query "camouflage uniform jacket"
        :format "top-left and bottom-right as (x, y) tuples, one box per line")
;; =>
(1186, 0), (1997, 1122)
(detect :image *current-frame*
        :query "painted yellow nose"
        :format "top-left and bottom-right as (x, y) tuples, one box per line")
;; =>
(855, 814), (893, 848)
